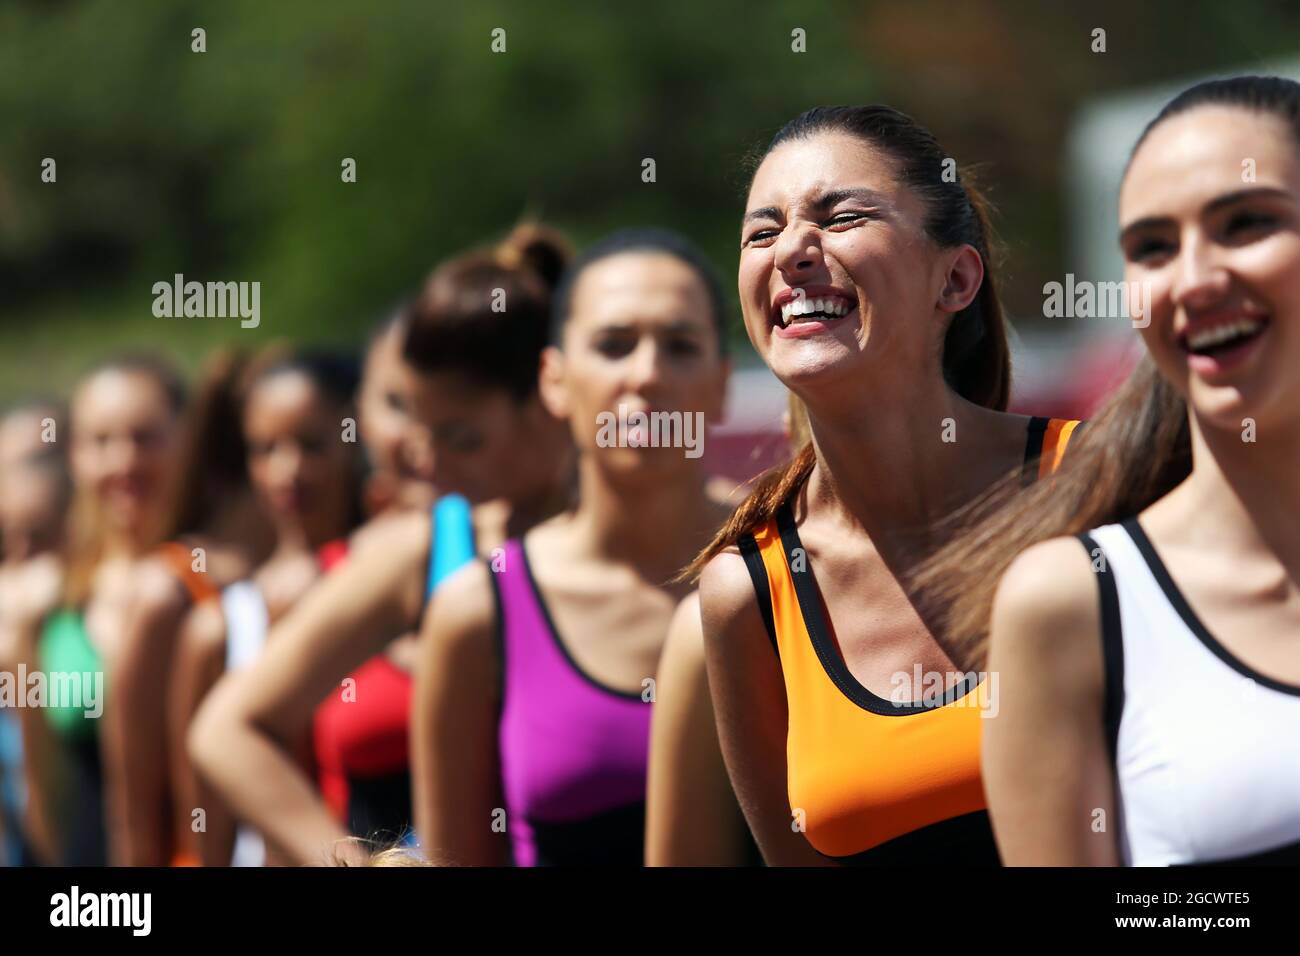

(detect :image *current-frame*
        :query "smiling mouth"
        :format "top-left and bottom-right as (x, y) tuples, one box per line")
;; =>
(1179, 316), (1268, 357)
(775, 294), (856, 327)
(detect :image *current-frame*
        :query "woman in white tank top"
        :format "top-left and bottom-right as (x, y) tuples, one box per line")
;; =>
(915, 76), (1300, 866)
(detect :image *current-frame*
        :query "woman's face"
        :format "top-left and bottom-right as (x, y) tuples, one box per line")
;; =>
(405, 371), (556, 506)
(540, 251), (729, 481)
(70, 369), (179, 538)
(0, 409), (64, 562)
(243, 370), (355, 542)
(1120, 106), (1300, 434)
(357, 323), (436, 506)
(739, 131), (969, 395)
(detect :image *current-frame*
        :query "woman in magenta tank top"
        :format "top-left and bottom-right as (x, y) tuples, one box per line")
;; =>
(413, 229), (733, 866)
(190, 226), (577, 866)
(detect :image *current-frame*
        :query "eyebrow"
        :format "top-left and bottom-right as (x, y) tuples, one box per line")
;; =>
(1119, 186), (1295, 243)
(742, 186), (887, 225)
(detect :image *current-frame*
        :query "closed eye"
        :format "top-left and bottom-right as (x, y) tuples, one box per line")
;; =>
(743, 226), (781, 247)
(825, 211), (872, 228)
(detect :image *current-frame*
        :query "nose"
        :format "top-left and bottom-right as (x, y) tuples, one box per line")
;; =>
(403, 428), (435, 480)
(268, 442), (305, 485)
(402, 420), (436, 481)
(772, 218), (824, 279)
(1170, 230), (1230, 313)
(626, 336), (667, 395)
(111, 434), (145, 477)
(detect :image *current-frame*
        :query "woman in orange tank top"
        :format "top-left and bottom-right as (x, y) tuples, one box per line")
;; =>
(690, 106), (1080, 865)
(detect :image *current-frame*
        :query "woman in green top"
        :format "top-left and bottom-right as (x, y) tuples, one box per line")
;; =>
(16, 356), (185, 865)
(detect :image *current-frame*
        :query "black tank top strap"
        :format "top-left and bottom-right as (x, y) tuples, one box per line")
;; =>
(1021, 416), (1051, 486)
(737, 532), (778, 657)
(1077, 532), (1125, 763)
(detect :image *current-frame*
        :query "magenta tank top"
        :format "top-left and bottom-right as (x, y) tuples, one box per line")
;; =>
(493, 538), (653, 866)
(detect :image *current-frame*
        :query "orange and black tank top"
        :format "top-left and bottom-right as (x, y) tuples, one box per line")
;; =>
(737, 416), (1080, 865)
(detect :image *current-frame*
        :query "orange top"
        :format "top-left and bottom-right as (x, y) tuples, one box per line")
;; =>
(737, 416), (1080, 864)
(156, 540), (221, 605)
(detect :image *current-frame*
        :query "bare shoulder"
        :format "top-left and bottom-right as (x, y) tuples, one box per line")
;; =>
(660, 591), (705, 670)
(424, 560), (497, 654)
(697, 547), (761, 650)
(991, 536), (1104, 683)
(349, 508), (431, 562)
(130, 554), (191, 614)
(177, 598), (227, 664)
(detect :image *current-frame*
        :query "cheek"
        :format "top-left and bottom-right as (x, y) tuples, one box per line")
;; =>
(565, 359), (623, 412)
(1241, 234), (1300, 298)
(737, 258), (773, 334)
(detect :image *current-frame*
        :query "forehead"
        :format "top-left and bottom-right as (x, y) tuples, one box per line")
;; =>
(0, 411), (53, 463)
(74, 370), (167, 422)
(246, 371), (321, 417)
(747, 131), (901, 206)
(1121, 106), (1300, 221)
(569, 251), (711, 324)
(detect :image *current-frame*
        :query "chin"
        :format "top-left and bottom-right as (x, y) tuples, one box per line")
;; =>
(1188, 380), (1293, 437)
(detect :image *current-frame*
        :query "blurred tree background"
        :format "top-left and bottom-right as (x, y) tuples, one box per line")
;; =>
(2, 0), (1299, 401)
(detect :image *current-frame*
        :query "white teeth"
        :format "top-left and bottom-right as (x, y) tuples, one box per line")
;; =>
(1186, 318), (1263, 351)
(778, 295), (853, 325)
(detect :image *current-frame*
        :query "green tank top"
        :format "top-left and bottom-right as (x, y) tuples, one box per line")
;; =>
(38, 609), (104, 739)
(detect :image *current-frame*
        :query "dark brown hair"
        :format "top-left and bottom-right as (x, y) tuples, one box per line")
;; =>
(684, 105), (1011, 580)
(402, 222), (572, 400)
(910, 75), (1300, 670)
(155, 348), (253, 544)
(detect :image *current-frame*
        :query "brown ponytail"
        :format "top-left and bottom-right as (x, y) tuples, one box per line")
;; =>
(403, 221), (573, 399)
(910, 75), (1300, 670)
(909, 356), (1190, 671)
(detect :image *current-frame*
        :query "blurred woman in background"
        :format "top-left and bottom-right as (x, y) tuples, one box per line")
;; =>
(106, 349), (273, 866)
(169, 350), (362, 866)
(189, 224), (576, 865)
(413, 228), (731, 866)
(0, 400), (71, 866)
(13, 357), (184, 865)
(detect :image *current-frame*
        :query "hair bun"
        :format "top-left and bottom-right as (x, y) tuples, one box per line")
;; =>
(494, 222), (573, 292)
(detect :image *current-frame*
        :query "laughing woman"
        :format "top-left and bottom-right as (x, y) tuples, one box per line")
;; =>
(948, 76), (1300, 865)
(692, 106), (1079, 866)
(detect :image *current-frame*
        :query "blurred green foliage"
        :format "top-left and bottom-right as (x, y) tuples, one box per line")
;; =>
(2, 0), (1299, 401)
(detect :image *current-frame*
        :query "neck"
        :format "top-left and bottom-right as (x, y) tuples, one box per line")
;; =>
(1180, 413), (1300, 571)
(503, 449), (577, 541)
(801, 374), (1008, 561)
(570, 455), (718, 581)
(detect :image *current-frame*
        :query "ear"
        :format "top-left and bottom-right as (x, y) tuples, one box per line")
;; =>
(537, 345), (569, 419)
(936, 244), (984, 315)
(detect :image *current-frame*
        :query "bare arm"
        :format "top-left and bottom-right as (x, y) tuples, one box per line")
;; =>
(699, 551), (830, 866)
(13, 612), (63, 865)
(411, 561), (509, 866)
(103, 560), (189, 866)
(646, 590), (752, 866)
(168, 600), (236, 866)
(984, 537), (1119, 866)
(189, 511), (430, 865)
